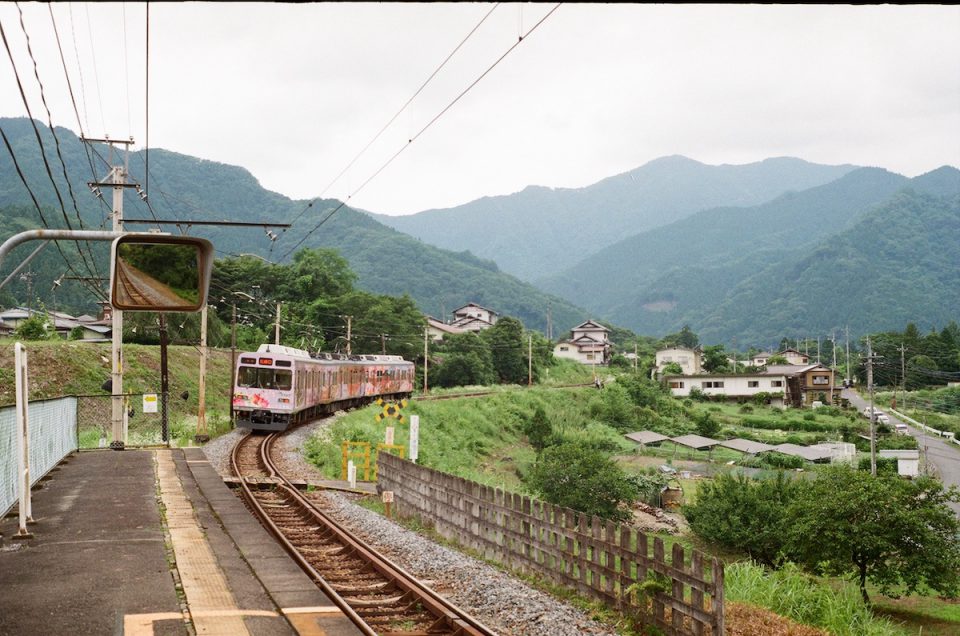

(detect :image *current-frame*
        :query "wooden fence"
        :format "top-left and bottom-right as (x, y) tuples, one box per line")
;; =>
(378, 453), (724, 636)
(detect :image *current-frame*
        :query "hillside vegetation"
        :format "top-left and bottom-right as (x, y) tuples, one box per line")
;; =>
(0, 117), (587, 334)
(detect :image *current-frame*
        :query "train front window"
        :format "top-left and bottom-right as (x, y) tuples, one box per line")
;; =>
(237, 366), (292, 390)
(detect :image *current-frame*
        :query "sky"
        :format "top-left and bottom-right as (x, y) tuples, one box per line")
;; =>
(0, 3), (958, 216)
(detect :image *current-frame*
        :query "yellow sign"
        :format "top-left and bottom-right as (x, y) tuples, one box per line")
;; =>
(374, 399), (408, 423)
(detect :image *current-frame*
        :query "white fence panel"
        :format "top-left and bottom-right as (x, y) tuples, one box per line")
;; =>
(0, 397), (77, 518)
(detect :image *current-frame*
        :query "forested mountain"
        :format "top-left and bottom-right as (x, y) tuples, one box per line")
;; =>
(372, 156), (856, 281)
(0, 118), (587, 333)
(696, 189), (960, 344)
(539, 166), (960, 345)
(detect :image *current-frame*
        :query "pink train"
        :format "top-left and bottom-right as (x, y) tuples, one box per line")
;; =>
(232, 344), (414, 431)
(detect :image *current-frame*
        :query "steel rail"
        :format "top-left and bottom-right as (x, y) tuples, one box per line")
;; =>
(231, 432), (377, 636)
(259, 433), (495, 636)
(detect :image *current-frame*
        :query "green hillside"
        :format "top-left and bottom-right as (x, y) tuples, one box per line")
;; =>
(539, 167), (960, 345)
(0, 118), (587, 333)
(374, 155), (856, 281)
(696, 189), (960, 344)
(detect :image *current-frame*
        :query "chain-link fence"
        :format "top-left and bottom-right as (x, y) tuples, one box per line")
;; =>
(76, 394), (168, 448)
(1, 397), (77, 518)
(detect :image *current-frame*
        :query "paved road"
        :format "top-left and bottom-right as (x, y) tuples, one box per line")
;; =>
(842, 388), (960, 515)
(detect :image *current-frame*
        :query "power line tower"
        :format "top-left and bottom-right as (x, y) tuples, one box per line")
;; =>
(85, 136), (138, 449)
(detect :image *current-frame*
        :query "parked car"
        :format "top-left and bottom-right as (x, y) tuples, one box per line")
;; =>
(876, 414), (891, 425)
(862, 406), (885, 419)
(894, 423), (909, 435)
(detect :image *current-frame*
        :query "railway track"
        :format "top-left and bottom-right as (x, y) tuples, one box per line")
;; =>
(231, 430), (495, 636)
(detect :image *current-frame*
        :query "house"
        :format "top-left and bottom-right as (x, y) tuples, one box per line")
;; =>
(0, 307), (111, 341)
(665, 363), (839, 408)
(765, 363), (840, 407)
(449, 303), (498, 332)
(752, 348), (810, 366)
(425, 316), (466, 342)
(553, 319), (611, 365)
(665, 372), (788, 408)
(655, 347), (702, 375)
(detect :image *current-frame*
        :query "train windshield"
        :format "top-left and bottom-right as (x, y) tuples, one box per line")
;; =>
(237, 366), (292, 390)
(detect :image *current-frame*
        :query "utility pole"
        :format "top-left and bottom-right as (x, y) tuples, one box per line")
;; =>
(831, 331), (837, 371)
(345, 315), (352, 355)
(845, 325), (850, 385)
(86, 136), (138, 450)
(423, 327), (429, 395)
(816, 336), (821, 364)
(546, 305), (552, 341)
(528, 334), (533, 387)
(381, 333), (386, 355)
(898, 343), (907, 411)
(274, 302), (281, 345)
(230, 303), (237, 426)
(866, 337), (879, 476)
(195, 305), (209, 443)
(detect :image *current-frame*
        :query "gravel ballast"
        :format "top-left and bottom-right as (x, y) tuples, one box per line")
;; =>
(202, 421), (621, 635)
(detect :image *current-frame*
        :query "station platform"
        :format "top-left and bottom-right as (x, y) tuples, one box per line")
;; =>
(0, 448), (362, 636)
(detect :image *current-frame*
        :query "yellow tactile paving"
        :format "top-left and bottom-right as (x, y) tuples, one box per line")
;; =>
(154, 451), (251, 636)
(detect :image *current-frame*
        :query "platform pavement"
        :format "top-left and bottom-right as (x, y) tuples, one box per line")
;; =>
(0, 448), (362, 636)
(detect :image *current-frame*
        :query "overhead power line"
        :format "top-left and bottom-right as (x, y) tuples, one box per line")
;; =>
(283, 3), (502, 233)
(280, 3), (562, 261)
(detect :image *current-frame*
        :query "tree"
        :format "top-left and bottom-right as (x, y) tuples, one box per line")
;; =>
(785, 466), (960, 604)
(523, 407), (554, 452)
(766, 355), (788, 365)
(694, 412), (721, 438)
(660, 362), (683, 375)
(482, 316), (527, 384)
(13, 313), (53, 340)
(702, 344), (730, 373)
(684, 472), (800, 566)
(526, 443), (640, 521)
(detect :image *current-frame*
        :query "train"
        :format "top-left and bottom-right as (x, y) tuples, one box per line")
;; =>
(232, 343), (415, 431)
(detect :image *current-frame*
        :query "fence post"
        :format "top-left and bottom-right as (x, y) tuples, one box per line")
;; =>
(14, 342), (34, 539)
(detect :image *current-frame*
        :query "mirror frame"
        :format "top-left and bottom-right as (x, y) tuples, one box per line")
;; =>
(110, 234), (214, 312)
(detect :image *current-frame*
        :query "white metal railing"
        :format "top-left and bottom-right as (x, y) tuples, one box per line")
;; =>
(0, 392), (77, 522)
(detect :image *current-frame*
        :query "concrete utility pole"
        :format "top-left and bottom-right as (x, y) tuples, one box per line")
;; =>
(528, 334), (533, 387)
(274, 302), (281, 345)
(845, 325), (851, 385)
(85, 136), (138, 449)
(898, 343), (907, 411)
(831, 331), (837, 371)
(345, 315), (352, 355)
(195, 305), (209, 442)
(866, 337), (878, 476)
(230, 303), (237, 425)
(423, 327), (429, 395)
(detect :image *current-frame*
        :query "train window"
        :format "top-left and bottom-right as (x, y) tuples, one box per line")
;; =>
(237, 366), (292, 390)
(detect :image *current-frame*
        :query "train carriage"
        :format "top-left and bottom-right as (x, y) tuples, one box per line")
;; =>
(233, 344), (414, 431)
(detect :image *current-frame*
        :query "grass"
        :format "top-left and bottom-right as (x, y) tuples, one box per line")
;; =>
(725, 561), (905, 636)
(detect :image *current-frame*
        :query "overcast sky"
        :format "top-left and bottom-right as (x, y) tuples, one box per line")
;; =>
(1, 3), (958, 216)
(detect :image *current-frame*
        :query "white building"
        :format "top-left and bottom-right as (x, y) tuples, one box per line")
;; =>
(665, 372), (787, 408)
(449, 303), (499, 332)
(655, 347), (702, 375)
(879, 450), (920, 478)
(553, 320), (611, 365)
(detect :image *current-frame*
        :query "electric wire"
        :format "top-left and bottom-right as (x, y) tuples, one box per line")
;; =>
(2, 13), (103, 286)
(282, 3), (501, 233)
(65, 4), (90, 134)
(0, 125), (108, 301)
(280, 3), (562, 261)
(83, 2), (105, 134)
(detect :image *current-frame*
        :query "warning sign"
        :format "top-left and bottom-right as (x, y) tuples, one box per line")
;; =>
(374, 399), (408, 423)
(143, 393), (158, 414)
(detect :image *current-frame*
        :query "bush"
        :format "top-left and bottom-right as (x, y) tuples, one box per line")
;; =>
(526, 443), (639, 522)
(760, 452), (806, 470)
(695, 412), (721, 438)
(684, 471), (800, 565)
(13, 314), (54, 340)
(739, 404), (754, 414)
(857, 457), (898, 474)
(523, 407), (554, 452)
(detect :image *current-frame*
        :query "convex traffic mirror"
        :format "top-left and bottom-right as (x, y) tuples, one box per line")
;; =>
(110, 235), (213, 312)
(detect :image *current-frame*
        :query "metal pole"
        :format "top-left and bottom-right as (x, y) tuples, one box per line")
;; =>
(0, 241), (49, 291)
(159, 314), (169, 445)
(111, 167), (126, 450)
(195, 305), (209, 443)
(14, 342), (34, 539)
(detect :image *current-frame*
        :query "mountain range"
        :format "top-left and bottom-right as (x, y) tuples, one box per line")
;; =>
(2, 116), (958, 347)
